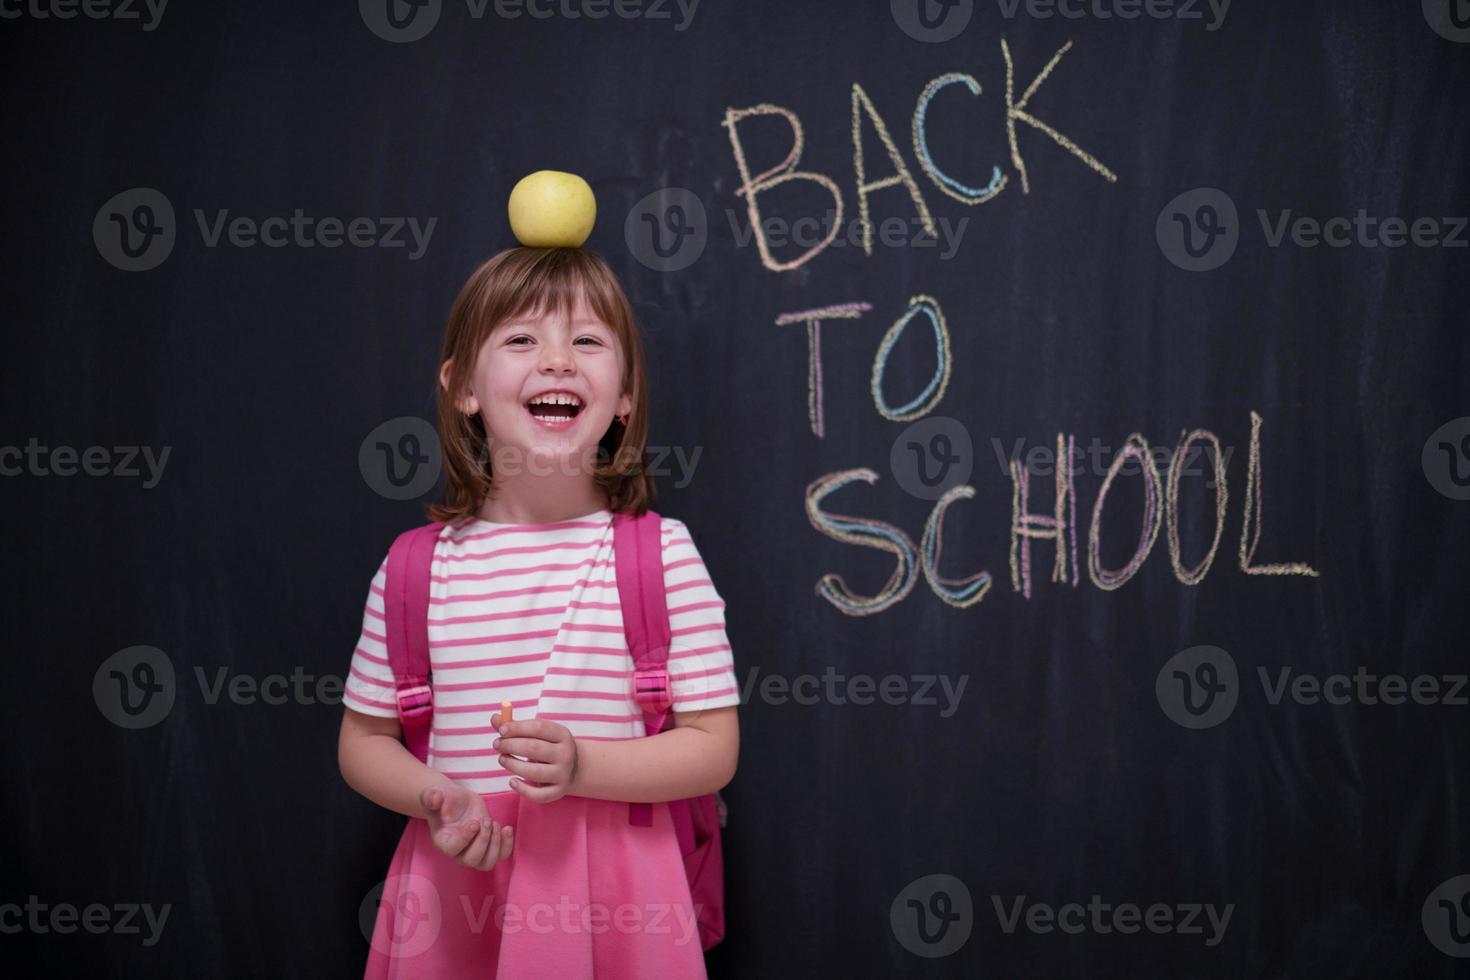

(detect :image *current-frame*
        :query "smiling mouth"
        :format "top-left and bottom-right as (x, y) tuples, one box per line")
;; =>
(525, 397), (583, 425)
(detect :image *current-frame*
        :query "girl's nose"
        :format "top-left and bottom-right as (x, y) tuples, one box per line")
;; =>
(539, 343), (575, 372)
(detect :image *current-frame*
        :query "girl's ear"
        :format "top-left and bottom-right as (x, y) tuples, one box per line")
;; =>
(440, 358), (479, 415)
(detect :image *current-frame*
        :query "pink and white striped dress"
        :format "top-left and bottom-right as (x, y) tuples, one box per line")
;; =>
(345, 508), (740, 979)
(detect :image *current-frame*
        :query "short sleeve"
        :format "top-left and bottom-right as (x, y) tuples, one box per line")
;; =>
(342, 553), (400, 718)
(661, 518), (741, 712)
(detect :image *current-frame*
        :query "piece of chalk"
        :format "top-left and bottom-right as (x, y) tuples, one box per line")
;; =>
(500, 700), (513, 723)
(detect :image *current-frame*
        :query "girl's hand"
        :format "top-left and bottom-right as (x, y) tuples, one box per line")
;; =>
(419, 780), (514, 870)
(492, 711), (579, 804)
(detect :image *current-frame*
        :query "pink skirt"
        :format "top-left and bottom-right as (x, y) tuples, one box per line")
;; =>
(362, 792), (708, 980)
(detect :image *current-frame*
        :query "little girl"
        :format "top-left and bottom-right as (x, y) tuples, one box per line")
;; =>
(337, 246), (741, 979)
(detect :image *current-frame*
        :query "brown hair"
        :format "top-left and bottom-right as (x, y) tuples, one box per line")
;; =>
(426, 247), (655, 527)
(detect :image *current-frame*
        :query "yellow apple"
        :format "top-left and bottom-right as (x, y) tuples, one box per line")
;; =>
(507, 170), (597, 247)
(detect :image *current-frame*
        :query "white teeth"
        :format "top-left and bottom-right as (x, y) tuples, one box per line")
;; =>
(528, 392), (582, 409)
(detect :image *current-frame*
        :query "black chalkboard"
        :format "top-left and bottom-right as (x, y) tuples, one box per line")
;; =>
(4, 1), (1470, 977)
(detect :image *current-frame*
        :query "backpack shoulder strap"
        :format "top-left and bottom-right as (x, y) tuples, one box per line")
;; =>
(385, 521), (443, 764)
(615, 509), (672, 828)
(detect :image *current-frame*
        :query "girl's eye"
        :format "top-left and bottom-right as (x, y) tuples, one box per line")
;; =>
(507, 336), (601, 346)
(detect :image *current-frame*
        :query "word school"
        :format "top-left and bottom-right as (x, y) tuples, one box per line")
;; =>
(805, 411), (1318, 615)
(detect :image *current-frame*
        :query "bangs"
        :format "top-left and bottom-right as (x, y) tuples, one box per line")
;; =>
(484, 249), (624, 339)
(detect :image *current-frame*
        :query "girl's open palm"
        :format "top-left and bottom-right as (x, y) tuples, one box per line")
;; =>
(419, 781), (514, 871)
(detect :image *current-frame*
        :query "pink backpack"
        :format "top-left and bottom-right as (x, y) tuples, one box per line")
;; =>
(382, 509), (726, 951)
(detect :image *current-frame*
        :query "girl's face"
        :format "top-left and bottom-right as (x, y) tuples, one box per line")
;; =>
(453, 296), (633, 470)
